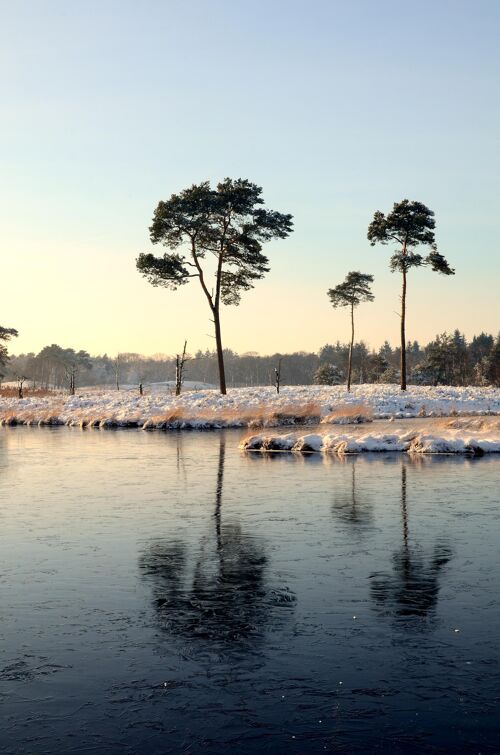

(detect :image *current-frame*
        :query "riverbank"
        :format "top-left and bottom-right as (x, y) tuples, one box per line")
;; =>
(239, 416), (500, 455)
(0, 384), (499, 430)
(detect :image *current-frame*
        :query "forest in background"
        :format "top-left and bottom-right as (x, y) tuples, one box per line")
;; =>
(4, 330), (500, 391)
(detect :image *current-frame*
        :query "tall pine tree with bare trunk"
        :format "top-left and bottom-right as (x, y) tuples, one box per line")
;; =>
(136, 179), (293, 394)
(367, 200), (454, 390)
(327, 272), (374, 391)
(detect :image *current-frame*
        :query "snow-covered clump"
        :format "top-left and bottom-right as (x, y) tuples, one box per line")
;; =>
(240, 419), (500, 456)
(408, 435), (500, 455)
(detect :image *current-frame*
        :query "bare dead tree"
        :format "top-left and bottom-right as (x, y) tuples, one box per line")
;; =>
(114, 355), (121, 391)
(175, 340), (189, 396)
(65, 365), (78, 396)
(16, 375), (27, 399)
(274, 358), (282, 394)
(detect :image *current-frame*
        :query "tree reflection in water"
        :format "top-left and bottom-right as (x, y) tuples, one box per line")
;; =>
(331, 460), (373, 529)
(370, 462), (452, 622)
(139, 436), (295, 652)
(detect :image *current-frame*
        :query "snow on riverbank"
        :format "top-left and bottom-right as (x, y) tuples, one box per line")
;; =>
(0, 384), (499, 430)
(240, 417), (500, 456)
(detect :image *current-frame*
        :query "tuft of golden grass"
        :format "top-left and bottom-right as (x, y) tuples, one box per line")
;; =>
(321, 403), (373, 424)
(0, 406), (64, 426)
(0, 411), (20, 425)
(143, 410), (186, 429)
(38, 407), (64, 426)
(140, 402), (323, 430)
(438, 416), (500, 432)
(246, 401), (322, 428)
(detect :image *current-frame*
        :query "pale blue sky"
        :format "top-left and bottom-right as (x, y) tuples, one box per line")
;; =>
(1, 0), (499, 356)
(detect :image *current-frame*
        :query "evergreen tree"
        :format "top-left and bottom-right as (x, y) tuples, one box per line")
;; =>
(451, 329), (468, 385)
(379, 340), (393, 363)
(327, 271), (374, 391)
(314, 363), (343, 385)
(485, 334), (500, 386)
(136, 179), (293, 394)
(470, 333), (494, 364)
(0, 326), (19, 378)
(318, 344), (337, 363)
(365, 353), (389, 382)
(368, 200), (454, 390)
(424, 333), (456, 385)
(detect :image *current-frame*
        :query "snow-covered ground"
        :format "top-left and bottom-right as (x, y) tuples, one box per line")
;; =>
(0, 384), (499, 430)
(240, 417), (500, 456)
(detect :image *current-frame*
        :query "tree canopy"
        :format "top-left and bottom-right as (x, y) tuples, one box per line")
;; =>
(138, 178), (293, 303)
(327, 271), (374, 309)
(367, 199), (454, 276)
(0, 326), (19, 373)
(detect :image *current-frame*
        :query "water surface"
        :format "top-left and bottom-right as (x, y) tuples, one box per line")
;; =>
(1, 429), (499, 753)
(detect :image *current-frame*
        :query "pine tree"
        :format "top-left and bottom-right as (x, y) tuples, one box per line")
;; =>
(368, 200), (454, 390)
(486, 334), (500, 386)
(314, 363), (343, 385)
(327, 272), (374, 391)
(0, 326), (18, 377)
(136, 179), (293, 394)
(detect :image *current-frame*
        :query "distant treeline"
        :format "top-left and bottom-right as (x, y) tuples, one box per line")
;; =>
(5, 330), (500, 391)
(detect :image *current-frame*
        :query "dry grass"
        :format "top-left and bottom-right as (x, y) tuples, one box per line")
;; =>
(0, 387), (55, 398)
(0, 406), (64, 426)
(438, 416), (500, 432)
(237, 401), (321, 428)
(140, 402), (322, 430)
(143, 410), (186, 429)
(321, 403), (373, 424)
(38, 407), (64, 426)
(0, 411), (21, 426)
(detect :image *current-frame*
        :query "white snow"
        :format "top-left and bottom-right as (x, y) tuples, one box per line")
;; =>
(0, 384), (499, 431)
(239, 418), (500, 456)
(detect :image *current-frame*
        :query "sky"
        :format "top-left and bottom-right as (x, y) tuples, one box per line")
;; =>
(1, 0), (499, 357)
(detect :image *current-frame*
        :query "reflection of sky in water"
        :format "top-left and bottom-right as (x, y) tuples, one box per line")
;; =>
(0, 428), (499, 754)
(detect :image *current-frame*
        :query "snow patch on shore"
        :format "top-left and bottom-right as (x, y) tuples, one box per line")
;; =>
(0, 384), (499, 430)
(240, 421), (500, 456)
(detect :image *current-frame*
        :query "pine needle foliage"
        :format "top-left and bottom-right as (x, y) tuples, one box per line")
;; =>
(0, 326), (19, 374)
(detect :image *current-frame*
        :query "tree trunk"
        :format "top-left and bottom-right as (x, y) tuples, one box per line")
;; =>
(400, 270), (407, 390)
(275, 358), (282, 394)
(213, 308), (227, 395)
(191, 237), (227, 396)
(347, 303), (354, 392)
(175, 356), (181, 396)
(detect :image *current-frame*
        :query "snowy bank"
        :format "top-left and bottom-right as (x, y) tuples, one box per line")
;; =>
(0, 384), (499, 430)
(240, 418), (500, 456)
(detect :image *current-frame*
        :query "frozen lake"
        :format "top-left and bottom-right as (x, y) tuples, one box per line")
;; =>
(1, 428), (499, 753)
